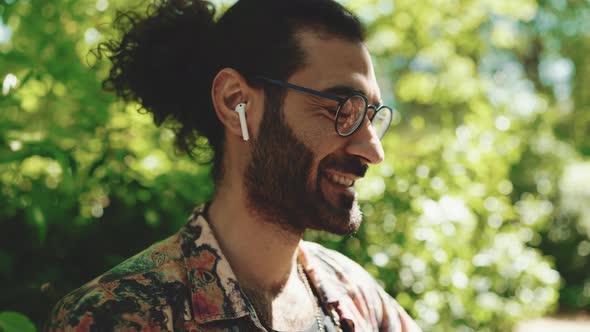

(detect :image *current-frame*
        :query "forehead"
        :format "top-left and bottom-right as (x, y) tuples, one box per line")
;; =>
(290, 30), (380, 102)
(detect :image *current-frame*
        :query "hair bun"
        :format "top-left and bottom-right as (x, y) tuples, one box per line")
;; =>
(99, 0), (221, 157)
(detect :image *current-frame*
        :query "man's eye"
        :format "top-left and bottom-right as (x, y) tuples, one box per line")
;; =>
(325, 108), (338, 117)
(328, 108), (352, 119)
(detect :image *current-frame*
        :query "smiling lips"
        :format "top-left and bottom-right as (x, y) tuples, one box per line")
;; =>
(326, 172), (357, 188)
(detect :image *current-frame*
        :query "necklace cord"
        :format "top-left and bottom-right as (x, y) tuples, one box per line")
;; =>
(297, 263), (325, 332)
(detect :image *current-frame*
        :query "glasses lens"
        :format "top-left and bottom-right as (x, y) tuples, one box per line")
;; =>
(372, 106), (393, 139)
(336, 95), (366, 136)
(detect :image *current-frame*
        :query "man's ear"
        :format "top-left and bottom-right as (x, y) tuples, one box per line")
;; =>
(211, 68), (251, 141)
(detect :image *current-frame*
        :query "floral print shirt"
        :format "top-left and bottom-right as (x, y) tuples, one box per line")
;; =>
(45, 207), (422, 332)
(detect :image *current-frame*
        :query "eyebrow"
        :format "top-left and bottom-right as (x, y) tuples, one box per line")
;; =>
(322, 85), (383, 107)
(322, 85), (366, 97)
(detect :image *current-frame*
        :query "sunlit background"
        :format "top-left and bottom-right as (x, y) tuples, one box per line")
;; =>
(0, 0), (589, 331)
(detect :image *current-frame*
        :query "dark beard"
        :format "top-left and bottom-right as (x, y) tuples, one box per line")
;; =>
(243, 91), (366, 235)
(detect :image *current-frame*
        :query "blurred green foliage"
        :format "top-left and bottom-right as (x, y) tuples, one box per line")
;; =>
(0, 0), (588, 331)
(0, 312), (35, 332)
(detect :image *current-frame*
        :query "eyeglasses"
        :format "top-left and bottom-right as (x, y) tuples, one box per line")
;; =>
(257, 77), (393, 139)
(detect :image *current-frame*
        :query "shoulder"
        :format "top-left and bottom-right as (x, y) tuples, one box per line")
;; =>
(45, 234), (191, 331)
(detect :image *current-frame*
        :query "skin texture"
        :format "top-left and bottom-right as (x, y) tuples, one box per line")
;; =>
(207, 29), (384, 331)
(244, 85), (370, 237)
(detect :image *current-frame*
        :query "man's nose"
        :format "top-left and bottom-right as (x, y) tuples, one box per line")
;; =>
(344, 116), (385, 165)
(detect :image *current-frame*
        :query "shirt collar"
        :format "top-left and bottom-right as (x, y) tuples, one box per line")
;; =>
(180, 206), (255, 324)
(180, 206), (351, 328)
(298, 241), (357, 331)
(297, 242), (348, 303)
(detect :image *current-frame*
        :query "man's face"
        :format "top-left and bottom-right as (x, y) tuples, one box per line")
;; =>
(244, 31), (385, 235)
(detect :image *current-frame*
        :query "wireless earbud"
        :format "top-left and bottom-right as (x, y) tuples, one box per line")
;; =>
(234, 103), (249, 141)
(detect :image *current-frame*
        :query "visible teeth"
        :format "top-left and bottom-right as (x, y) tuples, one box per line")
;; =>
(328, 174), (354, 187)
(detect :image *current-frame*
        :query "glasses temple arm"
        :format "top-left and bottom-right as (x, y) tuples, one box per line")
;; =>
(258, 77), (344, 103)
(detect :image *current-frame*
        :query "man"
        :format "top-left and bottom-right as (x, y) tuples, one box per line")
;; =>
(46, 0), (421, 331)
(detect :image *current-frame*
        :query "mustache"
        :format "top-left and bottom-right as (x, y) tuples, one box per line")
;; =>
(321, 156), (368, 178)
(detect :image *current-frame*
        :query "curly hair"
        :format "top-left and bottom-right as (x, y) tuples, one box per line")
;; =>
(97, 0), (365, 182)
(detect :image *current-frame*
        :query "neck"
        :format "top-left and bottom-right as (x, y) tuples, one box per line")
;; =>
(207, 181), (303, 296)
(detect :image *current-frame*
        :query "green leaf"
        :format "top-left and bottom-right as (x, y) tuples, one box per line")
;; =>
(0, 312), (36, 332)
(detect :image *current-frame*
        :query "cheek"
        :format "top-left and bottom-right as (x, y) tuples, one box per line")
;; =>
(289, 130), (327, 188)
(247, 100), (266, 139)
(294, 114), (339, 152)
(285, 99), (335, 144)
(282, 102), (344, 180)
(306, 139), (344, 188)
